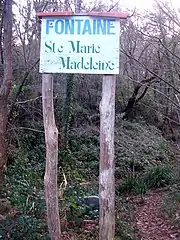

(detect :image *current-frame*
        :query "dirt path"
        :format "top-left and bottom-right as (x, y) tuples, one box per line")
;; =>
(135, 190), (180, 240)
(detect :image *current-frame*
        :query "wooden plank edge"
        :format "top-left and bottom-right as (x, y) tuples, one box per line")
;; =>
(36, 11), (129, 19)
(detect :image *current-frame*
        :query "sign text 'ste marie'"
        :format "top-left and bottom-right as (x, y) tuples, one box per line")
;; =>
(39, 16), (120, 74)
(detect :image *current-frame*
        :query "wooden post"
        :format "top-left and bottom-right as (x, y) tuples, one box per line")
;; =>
(42, 74), (61, 240)
(99, 75), (116, 240)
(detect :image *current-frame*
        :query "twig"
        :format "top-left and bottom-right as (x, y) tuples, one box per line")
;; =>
(7, 127), (44, 133)
(16, 96), (42, 104)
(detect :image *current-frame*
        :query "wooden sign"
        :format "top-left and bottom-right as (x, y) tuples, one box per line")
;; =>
(39, 16), (120, 74)
(37, 10), (129, 240)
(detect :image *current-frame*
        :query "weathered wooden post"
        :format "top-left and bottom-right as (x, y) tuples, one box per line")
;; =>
(42, 74), (61, 240)
(99, 75), (116, 240)
(98, 13), (129, 240)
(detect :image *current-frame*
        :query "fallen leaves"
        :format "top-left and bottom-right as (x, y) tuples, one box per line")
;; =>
(135, 190), (180, 240)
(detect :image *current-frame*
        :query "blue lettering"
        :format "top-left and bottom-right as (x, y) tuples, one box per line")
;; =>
(46, 19), (54, 34)
(75, 19), (83, 34)
(97, 19), (106, 35)
(45, 18), (117, 35)
(107, 19), (115, 35)
(93, 20), (97, 34)
(82, 19), (92, 34)
(55, 20), (64, 34)
(65, 19), (74, 34)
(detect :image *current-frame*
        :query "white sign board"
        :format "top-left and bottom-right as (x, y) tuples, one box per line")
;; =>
(39, 16), (120, 74)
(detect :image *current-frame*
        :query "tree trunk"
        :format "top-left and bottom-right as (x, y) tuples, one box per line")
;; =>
(99, 75), (116, 240)
(42, 74), (61, 240)
(122, 77), (155, 119)
(0, 102), (8, 183)
(0, 0), (12, 183)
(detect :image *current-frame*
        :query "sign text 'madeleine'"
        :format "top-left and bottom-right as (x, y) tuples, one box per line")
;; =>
(46, 18), (116, 35)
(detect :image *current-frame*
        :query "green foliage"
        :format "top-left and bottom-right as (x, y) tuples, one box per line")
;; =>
(62, 74), (74, 147)
(65, 183), (98, 199)
(115, 120), (174, 178)
(142, 165), (173, 188)
(12, 84), (29, 95)
(118, 165), (173, 195)
(59, 132), (99, 179)
(61, 120), (172, 183)
(0, 148), (47, 239)
(118, 177), (139, 194)
(161, 186), (180, 228)
(0, 215), (49, 240)
(64, 183), (99, 223)
(133, 180), (148, 195)
(59, 120), (174, 183)
(118, 177), (147, 195)
(115, 218), (138, 240)
(3, 96), (176, 239)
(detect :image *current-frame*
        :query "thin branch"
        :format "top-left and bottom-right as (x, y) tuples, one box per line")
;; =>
(107, 1), (119, 12)
(7, 127), (44, 133)
(16, 94), (58, 105)
(126, 77), (180, 110)
(16, 96), (42, 104)
(8, 58), (40, 120)
(121, 49), (180, 95)
(156, 2), (180, 29)
(137, 29), (180, 62)
(139, 101), (180, 126)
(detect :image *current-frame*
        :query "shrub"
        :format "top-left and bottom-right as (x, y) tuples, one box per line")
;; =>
(118, 165), (173, 195)
(0, 149), (47, 239)
(115, 218), (138, 240)
(115, 120), (174, 178)
(0, 215), (49, 240)
(161, 187), (180, 228)
(118, 177), (140, 194)
(59, 132), (100, 179)
(142, 165), (173, 188)
(118, 177), (148, 195)
(64, 183), (99, 222)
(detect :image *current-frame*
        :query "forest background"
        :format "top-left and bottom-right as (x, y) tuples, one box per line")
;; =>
(0, 0), (180, 239)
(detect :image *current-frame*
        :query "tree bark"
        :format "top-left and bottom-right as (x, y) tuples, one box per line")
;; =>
(0, 0), (12, 183)
(0, 103), (8, 183)
(122, 77), (155, 119)
(42, 74), (61, 240)
(99, 75), (116, 240)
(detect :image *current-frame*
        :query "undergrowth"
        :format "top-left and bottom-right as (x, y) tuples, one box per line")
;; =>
(115, 120), (174, 179)
(0, 148), (48, 239)
(118, 165), (173, 195)
(161, 167), (180, 229)
(0, 120), (175, 238)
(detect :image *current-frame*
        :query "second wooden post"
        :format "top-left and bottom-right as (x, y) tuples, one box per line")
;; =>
(99, 75), (116, 240)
